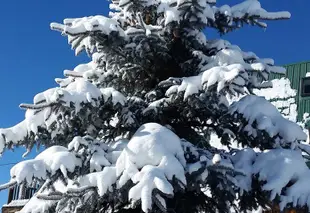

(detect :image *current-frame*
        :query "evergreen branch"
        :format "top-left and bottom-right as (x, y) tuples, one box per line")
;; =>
(93, 34), (127, 58)
(37, 193), (63, 201)
(19, 102), (58, 110)
(64, 70), (84, 78)
(252, 19), (267, 28)
(0, 180), (17, 191)
(298, 143), (310, 156)
(37, 179), (51, 194)
(64, 30), (101, 37)
(66, 186), (96, 196)
(50, 23), (65, 32)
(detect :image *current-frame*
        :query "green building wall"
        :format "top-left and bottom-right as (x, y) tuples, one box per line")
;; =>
(269, 61), (310, 121)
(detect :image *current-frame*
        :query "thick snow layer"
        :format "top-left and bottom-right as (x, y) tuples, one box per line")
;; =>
(160, 39), (286, 103)
(51, 15), (125, 55)
(33, 78), (102, 110)
(0, 78), (126, 154)
(253, 78), (296, 100)
(126, 23), (162, 37)
(3, 199), (29, 207)
(51, 16), (125, 37)
(117, 123), (186, 174)
(116, 123), (186, 212)
(253, 149), (310, 210)
(163, 64), (247, 100)
(4, 123), (310, 213)
(203, 40), (286, 74)
(157, 0), (214, 25)
(6, 124), (191, 213)
(143, 0), (290, 28)
(254, 78), (297, 122)
(229, 95), (306, 143)
(202, 64), (247, 92)
(68, 136), (112, 172)
(44, 124), (200, 213)
(0, 79), (101, 152)
(231, 149), (256, 194)
(0, 121), (27, 155)
(230, 0), (290, 20)
(229, 148), (310, 211)
(74, 167), (117, 196)
(10, 146), (80, 184)
(225, 78), (297, 122)
(17, 196), (56, 213)
(0, 0), (298, 212)
(216, 0), (290, 31)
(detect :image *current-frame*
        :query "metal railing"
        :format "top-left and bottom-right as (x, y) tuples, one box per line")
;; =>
(7, 184), (39, 204)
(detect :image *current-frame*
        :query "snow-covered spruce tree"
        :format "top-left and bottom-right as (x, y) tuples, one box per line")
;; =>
(1, 0), (310, 212)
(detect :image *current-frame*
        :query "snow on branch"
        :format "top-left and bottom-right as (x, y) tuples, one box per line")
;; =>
(19, 196), (57, 213)
(5, 123), (240, 213)
(253, 149), (310, 210)
(229, 0), (291, 21)
(229, 95), (307, 145)
(10, 146), (80, 185)
(4, 135), (121, 199)
(161, 64), (247, 101)
(0, 77), (127, 154)
(203, 39), (286, 75)
(1, 0), (301, 212)
(254, 78), (297, 122)
(0, 180), (17, 191)
(230, 147), (310, 211)
(4, 122), (310, 213)
(213, 0), (290, 33)
(116, 123), (187, 212)
(51, 16), (125, 55)
(51, 16), (125, 37)
(151, 38), (286, 106)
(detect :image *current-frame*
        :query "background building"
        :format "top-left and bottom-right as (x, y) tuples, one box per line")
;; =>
(2, 183), (38, 213)
(270, 61), (310, 122)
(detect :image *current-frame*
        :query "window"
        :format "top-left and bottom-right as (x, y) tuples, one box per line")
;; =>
(301, 77), (310, 97)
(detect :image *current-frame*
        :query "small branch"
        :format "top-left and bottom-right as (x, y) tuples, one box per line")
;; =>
(37, 179), (51, 194)
(50, 23), (65, 32)
(37, 193), (62, 201)
(64, 29), (101, 37)
(298, 143), (310, 156)
(19, 102), (58, 110)
(66, 186), (96, 196)
(64, 70), (84, 78)
(0, 180), (17, 191)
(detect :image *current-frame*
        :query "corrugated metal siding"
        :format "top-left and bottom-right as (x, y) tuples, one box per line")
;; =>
(268, 72), (285, 80)
(275, 61), (310, 121)
(285, 63), (301, 120)
(296, 62), (310, 121)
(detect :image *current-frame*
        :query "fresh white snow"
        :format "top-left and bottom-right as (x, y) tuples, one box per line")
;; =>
(3, 199), (29, 207)
(229, 95), (306, 143)
(10, 146), (80, 184)
(0, 0), (306, 213)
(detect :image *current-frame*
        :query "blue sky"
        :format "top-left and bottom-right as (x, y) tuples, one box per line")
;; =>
(0, 0), (309, 208)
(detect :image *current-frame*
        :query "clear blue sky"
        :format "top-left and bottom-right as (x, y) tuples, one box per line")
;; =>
(0, 0), (309, 208)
